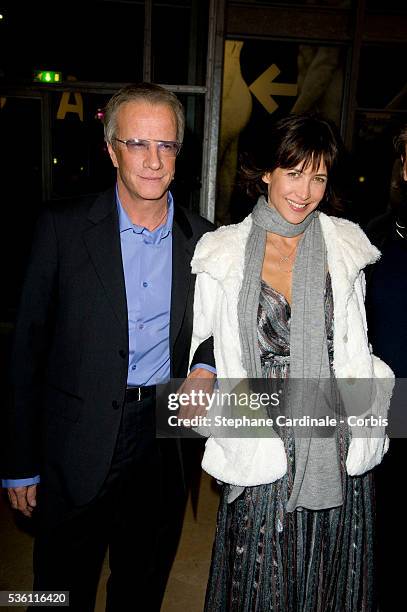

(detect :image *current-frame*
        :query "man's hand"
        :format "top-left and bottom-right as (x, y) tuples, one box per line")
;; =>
(7, 485), (37, 518)
(177, 368), (216, 421)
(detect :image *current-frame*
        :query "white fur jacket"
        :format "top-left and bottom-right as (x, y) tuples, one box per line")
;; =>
(189, 212), (394, 487)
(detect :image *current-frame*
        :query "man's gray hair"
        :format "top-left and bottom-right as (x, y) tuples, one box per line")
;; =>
(103, 83), (185, 146)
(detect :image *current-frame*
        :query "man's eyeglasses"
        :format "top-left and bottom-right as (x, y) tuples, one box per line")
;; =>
(114, 138), (181, 157)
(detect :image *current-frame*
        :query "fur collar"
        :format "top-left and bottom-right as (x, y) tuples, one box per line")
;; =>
(192, 213), (380, 293)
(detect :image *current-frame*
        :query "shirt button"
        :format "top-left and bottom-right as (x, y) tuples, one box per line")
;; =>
(139, 324), (144, 330)
(131, 364), (137, 371)
(112, 400), (120, 410)
(142, 281), (148, 287)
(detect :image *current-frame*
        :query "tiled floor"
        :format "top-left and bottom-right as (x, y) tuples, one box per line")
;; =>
(0, 472), (219, 612)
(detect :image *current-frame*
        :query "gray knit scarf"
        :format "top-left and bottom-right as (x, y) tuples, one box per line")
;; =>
(237, 195), (343, 511)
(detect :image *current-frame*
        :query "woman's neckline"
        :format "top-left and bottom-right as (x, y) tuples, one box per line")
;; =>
(260, 278), (291, 308)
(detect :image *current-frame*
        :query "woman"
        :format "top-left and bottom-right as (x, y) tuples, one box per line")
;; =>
(366, 124), (407, 611)
(189, 113), (394, 611)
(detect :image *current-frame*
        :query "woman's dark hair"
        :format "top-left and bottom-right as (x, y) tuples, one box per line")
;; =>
(392, 124), (407, 203)
(239, 112), (347, 216)
(394, 124), (407, 160)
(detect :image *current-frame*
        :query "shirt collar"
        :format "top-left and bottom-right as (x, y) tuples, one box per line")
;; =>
(116, 186), (174, 244)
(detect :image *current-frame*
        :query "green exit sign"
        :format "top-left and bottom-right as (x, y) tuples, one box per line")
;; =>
(33, 70), (62, 83)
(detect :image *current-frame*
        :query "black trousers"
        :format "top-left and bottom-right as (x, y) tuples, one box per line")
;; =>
(32, 394), (188, 611)
(375, 438), (407, 612)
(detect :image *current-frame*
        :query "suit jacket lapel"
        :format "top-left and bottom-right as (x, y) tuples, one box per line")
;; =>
(170, 206), (193, 354)
(83, 194), (193, 350)
(83, 189), (128, 330)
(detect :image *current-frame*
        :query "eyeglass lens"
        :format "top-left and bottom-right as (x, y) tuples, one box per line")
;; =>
(122, 139), (180, 157)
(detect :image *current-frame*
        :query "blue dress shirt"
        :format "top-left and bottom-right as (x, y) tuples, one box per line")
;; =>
(119, 190), (173, 386)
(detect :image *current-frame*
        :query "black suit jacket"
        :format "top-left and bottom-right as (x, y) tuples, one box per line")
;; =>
(5, 188), (214, 504)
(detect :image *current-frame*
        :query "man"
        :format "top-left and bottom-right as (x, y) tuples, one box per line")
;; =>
(2, 83), (215, 611)
(365, 124), (407, 612)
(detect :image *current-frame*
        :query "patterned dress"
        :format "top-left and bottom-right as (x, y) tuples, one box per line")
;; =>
(204, 275), (376, 612)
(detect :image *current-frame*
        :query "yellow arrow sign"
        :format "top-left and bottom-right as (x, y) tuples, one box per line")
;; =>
(249, 64), (298, 114)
